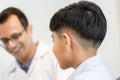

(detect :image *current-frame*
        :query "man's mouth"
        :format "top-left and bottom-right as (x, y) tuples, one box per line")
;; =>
(12, 44), (22, 55)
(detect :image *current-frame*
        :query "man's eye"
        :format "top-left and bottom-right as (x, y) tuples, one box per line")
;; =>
(12, 34), (20, 39)
(1, 39), (9, 43)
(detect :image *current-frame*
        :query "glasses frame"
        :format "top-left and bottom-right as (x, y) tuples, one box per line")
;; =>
(0, 29), (25, 48)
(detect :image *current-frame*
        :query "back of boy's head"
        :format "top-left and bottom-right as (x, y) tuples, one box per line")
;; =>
(50, 1), (107, 49)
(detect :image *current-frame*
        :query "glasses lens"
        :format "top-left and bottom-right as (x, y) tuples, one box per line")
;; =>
(12, 33), (21, 40)
(0, 30), (24, 48)
(0, 40), (5, 47)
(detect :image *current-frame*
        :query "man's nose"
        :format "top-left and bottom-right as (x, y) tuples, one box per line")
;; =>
(7, 40), (17, 49)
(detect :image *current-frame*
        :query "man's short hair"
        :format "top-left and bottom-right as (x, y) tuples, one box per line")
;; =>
(0, 7), (28, 30)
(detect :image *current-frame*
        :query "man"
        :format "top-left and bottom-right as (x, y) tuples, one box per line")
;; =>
(50, 1), (112, 80)
(0, 7), (57, 80)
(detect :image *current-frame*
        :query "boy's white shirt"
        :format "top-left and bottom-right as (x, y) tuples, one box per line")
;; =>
(67, 55), (113, 80)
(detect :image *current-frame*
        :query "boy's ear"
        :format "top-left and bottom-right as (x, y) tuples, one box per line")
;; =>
(61, 33), (71, 47)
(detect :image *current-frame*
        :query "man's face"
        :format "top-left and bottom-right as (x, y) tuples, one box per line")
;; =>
(52, 32), (72, 69)
(0, 15), (32, 61)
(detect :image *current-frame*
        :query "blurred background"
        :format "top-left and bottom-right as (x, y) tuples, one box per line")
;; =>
(0, 0), (119, 80)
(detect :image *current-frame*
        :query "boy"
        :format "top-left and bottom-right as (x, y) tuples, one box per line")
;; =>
(50, 1), (112, 80)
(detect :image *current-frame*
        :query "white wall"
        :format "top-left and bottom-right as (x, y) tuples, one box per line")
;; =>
(0, 0), (119, 80)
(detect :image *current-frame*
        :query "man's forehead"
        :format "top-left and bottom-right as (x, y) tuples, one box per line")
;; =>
(0, 26), (23, 39)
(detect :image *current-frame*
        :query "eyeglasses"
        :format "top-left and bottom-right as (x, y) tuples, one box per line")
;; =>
(0, 30), (25, 47)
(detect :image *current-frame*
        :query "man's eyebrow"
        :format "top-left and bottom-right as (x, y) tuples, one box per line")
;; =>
(0, 32), (19, 39)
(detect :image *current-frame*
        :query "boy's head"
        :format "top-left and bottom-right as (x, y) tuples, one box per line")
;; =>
(50, 1), (106, 69)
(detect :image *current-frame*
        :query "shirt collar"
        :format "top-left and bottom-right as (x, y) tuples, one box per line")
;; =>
(16, 56), (33, 73)
(68, 55), (102, 80)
